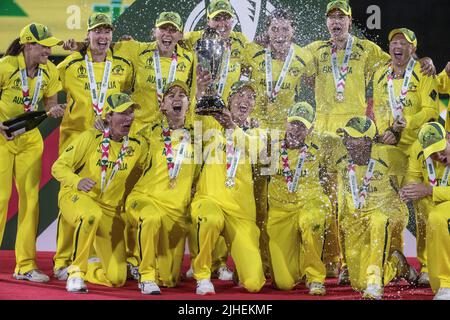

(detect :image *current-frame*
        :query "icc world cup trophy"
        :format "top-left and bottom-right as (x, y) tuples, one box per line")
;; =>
(194, 27), (228, 115)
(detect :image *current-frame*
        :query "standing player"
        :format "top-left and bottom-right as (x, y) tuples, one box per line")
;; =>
(125, 81), (197, 294)
(190, 80), (265, 295)
(266, 102), (333, 295)
(400, 122), (450, 300)
(0, 23), (65, 282)
(332, 116), (418, 299)
(53, 12), (134, 280)
(437, 62), (450, 130)
(372, 28), (439, 285)
(185, 0), (249, 281)
(304, 0), (435, 281)
(51, 93), (148, 292)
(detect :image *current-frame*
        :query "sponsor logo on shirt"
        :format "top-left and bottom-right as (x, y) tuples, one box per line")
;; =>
(77, 65), (88, 79)
(112, 64), (125, 76)
(177, 61), (187, 73)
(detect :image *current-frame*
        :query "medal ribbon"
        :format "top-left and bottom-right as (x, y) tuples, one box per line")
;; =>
(265, 45), (294, 101)
(331, 36), (354, 99)
(348, 159), (376, 209)
(100, 127), (129, 193)
(85, 49), (113, 117)
(425, 157), (450, 186)
(154, 49), (178, 106)
(225, 130), (241, 182)
(280, 140), (308, 193)
(18, 53), (43, 112)
(162, 126), (189, 180)
(387, 58), (416, 119)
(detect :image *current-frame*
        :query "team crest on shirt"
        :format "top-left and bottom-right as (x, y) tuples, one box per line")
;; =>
(125, 145), (135, 157)
(231, 49), (241, 58)
(112, 64), (125, 76)
(320, 51), (330, 62)
(408, 82), (418, 92)
(350, 52), (361, 61)
(12, 78), (22, 90)
(372, 170), (383, 179)
(177, 62), (187, 72)
(145, 57), (154, 69)
(258, 60), (266, 71)
(289, 67), (300, 77)
(77, 65), (87, 79)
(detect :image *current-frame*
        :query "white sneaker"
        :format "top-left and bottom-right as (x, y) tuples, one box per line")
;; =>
(417, 272), (430, 286)
(363, 284), (383, 300)
(196, 279), (215, 295)
(433, 287), (450, 300)
(140, 281), (161, 295)
(54, 267), (69, 281)
(13, 269), (50, 283)
(66, 277), (88, 293)
(308, 282), (326, 296)
(185, 265), (194, 279)
(337, 266), (350, 285)
(127, 263), (140, 281)
(217, 266), (233, 281)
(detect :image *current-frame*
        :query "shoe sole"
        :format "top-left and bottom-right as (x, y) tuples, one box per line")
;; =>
(66, 288), (88, 293)
(141, 291), (161, 295)
(309, 291), (326, 296)
(363, 294), (382, 300)
(13, 274), (49, 283)
(196, 291), (216, 295)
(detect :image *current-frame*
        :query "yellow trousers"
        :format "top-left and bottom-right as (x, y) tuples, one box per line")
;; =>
(426, 201), (450, 293)
(126, 194), (188, 286)
(59, 190), (127, 287)
(267, 197), (330, 290)
(414, 198), (433, 273)
(0, 130), (43, 274)
(341, 203), (407, 290)
(190, 198), (265, 292)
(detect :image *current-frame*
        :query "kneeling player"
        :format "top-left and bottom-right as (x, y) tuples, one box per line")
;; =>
(266, 102), (333, 295)
(333, 116), (418, 300)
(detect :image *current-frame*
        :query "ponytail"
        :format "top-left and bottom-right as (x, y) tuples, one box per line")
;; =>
(4, 38), (23, 57)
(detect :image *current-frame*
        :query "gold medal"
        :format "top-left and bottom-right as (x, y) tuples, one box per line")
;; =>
(169, 178), (176, 189)
(335, 92), (345, 102)
(225, 177), (235, 188)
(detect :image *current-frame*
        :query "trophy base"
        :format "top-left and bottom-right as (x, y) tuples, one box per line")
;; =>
(195, 95), (226, 115)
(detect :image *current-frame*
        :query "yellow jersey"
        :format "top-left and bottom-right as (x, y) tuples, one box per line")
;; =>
(437, 69), (450, 94)
(405, 140), (450, 203)
(305, 37), (390, 133)
(129, 124), (197, 217)
(193, 120), (256, 221)
(0, 53), (61, 123)
(113, 40), (194, 129)
(52, 128), (149, 212)
(331, 144), (402, 213)
(373, 61), (439, 152)
(267, 132), (334, 211)
(243, 42), (314, 129)
(57, 48), (134, 135)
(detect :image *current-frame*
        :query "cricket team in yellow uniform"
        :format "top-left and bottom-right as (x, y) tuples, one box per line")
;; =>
(1, 0), (450, 300)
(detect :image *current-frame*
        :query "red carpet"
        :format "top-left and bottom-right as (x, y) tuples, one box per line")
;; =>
(0, 251), (433, 300)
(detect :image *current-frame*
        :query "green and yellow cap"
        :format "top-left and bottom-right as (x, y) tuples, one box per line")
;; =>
(19, 23), (63, 47)
(163, 80), (190, 97)
(339, 116), (377, 139)
(103, 93), (137, 118)
(207, 0), (234, 19)
(418, 122), (447, 159)
(326, 0), (352, 16)
(87, 13), (113, 31)
(155, 12), (183, 32)
(287, 102), (315, 129)
(388, 28), (417, 48)
(228, 80), (257, 100)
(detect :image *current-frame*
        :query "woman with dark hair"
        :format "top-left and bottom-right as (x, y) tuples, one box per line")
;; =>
(0, 23), (65, 282)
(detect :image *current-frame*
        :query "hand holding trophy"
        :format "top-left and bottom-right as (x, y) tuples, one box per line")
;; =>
(194, 27), (228, 115)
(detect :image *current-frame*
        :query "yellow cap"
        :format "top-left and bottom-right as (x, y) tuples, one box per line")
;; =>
(388, 28), (417, 48)
(155, 12), (183, 32)
(287, 102), (315, 129)
(338, 116), (377, 139)
(207, 0), (234, 19)
(326, 1), (352, 16)
(19, 23), (63, 47)
(87, 13), (114, 31)
(418, 122), (447, 159)
(228, 80), (257, 100)
(163, 80), (190, 97)
(102, 93), (137, 119)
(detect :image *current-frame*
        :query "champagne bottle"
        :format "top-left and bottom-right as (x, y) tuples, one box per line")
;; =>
(3, 111), (49, 138)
